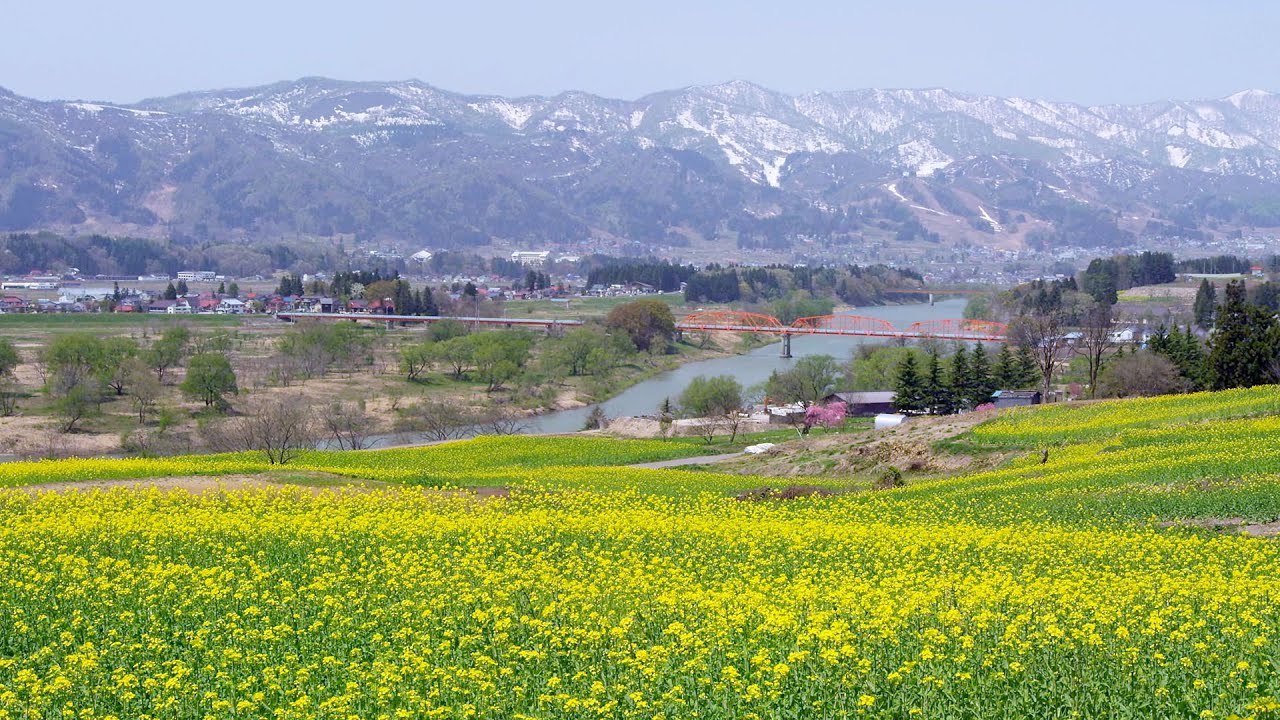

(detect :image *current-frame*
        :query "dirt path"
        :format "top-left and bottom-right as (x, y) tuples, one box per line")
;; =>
(630, 453), (743, 469)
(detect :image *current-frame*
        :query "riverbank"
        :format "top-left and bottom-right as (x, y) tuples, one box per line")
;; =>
(1, 299), (961, 459)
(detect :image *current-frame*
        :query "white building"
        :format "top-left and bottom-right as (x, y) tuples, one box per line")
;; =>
(176, 270), (217, 282)
(216, 298), (247, 314)
(511, 251), (551, 267)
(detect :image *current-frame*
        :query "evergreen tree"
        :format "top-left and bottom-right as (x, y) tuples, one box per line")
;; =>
(112, 282), (121, 301)
(1147, 324), (1170, 355)
(893, 354), (926, 414)
(1207, 280), (1279, 390)
(950, 344), (972, 409)
(923, 351), (952, 415)
(1015, 345), (1040, 389)
(163, 282), (177, 300)
(420, 287), (439, 317)
(394, 281), (415, 316)
(228, 282), (239, 298)
(217, 281), (226, 295)
(1252, 280), (1280, 311)
(1151, 325), (1206, 390)
(968, 343), (997, 408)
(1193, 279), (1217, 330)
(175, 279), (189, 297)
(993, 343), (1018, 389)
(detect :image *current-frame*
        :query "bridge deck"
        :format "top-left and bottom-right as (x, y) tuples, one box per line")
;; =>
(276, 312), (1007, 341)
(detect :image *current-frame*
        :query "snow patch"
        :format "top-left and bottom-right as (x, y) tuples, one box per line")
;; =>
(1226, 89), (1272, 109)
(978, 205), (1003, 233)
(472, 100), (532, 129)
(762, 156), (787, 188)
(67, 102), (168, 117)
(1166, 145), (1190, 168)
(896, 139), (951, 176)
(1028, 135), (1079, 150)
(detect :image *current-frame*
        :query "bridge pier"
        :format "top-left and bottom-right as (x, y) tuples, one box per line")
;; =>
(780, 332), (792, 359)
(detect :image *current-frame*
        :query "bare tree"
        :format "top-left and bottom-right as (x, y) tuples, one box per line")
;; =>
(1075, 302), (1116, 397)
(322, 400), (376, 450)
(126, 359), (162, 424)
(205, 396), (318, 464)
(477, 406), (528, 436)
(1097, 351), (1190, 398)
(0, 376), (20, 417)
(400, 399), (477, 442)
(1010, 310), (1071, 399)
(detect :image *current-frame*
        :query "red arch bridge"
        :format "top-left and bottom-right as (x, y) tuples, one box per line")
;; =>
(277, 311), (1007, 357)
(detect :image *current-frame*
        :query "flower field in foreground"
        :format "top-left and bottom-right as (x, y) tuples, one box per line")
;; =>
(3, 397), (1280, 717)
(0, 435), (715, 489)
(970, 384), (1280, 446)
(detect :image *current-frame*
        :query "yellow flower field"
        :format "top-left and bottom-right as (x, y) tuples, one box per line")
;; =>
(1, 401), (1280, 718)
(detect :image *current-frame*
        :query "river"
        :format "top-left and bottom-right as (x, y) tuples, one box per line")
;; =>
(524, 299), (969, 434)
(334, 299), (969, 448)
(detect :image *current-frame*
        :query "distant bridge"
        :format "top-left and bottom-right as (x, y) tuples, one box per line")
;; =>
(677, 311), (1007, 357)
(276, 311), (1007, 358)
(883, 287), (992, 296)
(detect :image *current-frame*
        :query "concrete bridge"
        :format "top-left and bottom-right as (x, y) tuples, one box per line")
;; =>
(276, 310), (1008, 357)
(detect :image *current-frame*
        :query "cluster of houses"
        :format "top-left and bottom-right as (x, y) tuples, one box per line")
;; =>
(0, 289), (251, 315)
(763, 388), (1043, 426)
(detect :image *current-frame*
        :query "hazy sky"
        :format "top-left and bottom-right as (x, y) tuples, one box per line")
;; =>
(4, 0), (1277, 104)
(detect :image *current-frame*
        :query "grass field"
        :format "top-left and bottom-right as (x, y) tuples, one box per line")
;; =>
(3, 391), (1280, 717)
(502, 293), (691, 319)
(0, 313), (246, 342)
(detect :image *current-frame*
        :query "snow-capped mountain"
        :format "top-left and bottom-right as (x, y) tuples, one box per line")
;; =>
(4, 77), (1280, 247)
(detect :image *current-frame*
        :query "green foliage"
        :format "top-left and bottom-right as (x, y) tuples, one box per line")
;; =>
(469, 331), (534, 392)
(428, 318), (468, 342)
(764, 354), (839, 407)
(540, 327), (621, 378)
(1080, 252), (1174, 305)
(0, 337), (19, 377)
(922, 351), (952, 415)
(962, 293), (993, 321)
(845, 345), (924, 392)
(769, 292), (835, 325)
(400, 341), (435, 382)
(949, 344), (971, 409)
(277, 322), (375, 378)
(605, 299), (676, 353)
(1207, 280), (1279, 390)
(181, 353), (238, 409)
(1193, 279), (1217, 330)
(147, 326), (191, 383)
(98, 337), (140, 396)
(967, 343), (997, 408)
(679, 375), (744, 418)
(893, 353), (926, 414)
(1148, 325), (1206, 390)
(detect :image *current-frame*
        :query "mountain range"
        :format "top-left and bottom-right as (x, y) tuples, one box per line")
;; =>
(5, 77), (1280, 254)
